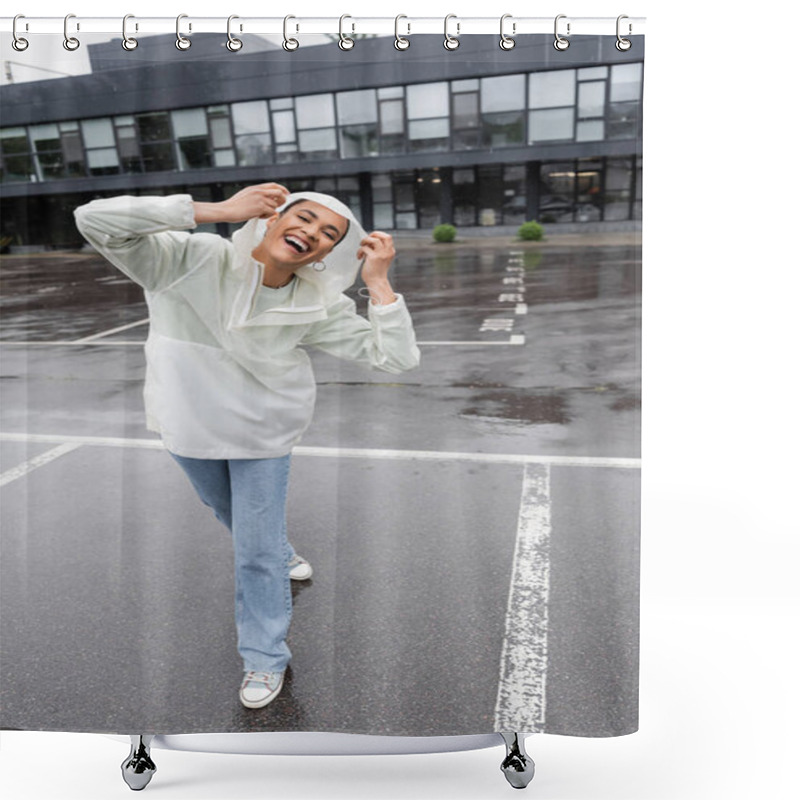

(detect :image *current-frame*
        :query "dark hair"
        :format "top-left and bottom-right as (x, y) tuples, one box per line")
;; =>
(279, 198), (350, 247)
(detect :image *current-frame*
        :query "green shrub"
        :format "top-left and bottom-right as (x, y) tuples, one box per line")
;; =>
(518, 220), (545, 241)
(433, 224), (457, 243)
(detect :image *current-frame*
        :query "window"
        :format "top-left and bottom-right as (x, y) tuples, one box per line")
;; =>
(453, 167), (477, 226)
(605, 157), (633, 221)
(135, 112), (175, 172)
(207, 106), (235, 168)
(81, 118), (119, 176)
(608, 63), (642, 140)
(451, 81), (480, 150)
(295, 94), (337, 161)
(172, 108), (212, 170)
(372, 172), (393, 228)
(270, 100), (298, 164)
(379, 95), (405, 155)
(337, 89), (378, 158)
(528, 69), (576, 143)
(406, 83), (449, 153)
(29, 123), (85, 180)
(0, 128), (35, 183)
(576, 80), (606, 142)
(231, 100), (272, 166)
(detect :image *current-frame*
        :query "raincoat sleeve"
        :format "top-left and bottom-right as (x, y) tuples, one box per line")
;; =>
(301, 294), (421, 374)
(73, 194), (201, 293)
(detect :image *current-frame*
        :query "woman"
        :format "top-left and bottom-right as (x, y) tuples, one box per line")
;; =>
(74, 183), (420, 709)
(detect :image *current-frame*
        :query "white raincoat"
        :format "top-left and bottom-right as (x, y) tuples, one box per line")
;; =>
(74, 192), (420, 458)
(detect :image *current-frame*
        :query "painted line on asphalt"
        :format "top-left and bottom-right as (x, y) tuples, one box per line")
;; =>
(73, 318), (150, 343)
(494, 462), (551, 733)
(0, 442), (82, 488)
(0, 432), (640, 469)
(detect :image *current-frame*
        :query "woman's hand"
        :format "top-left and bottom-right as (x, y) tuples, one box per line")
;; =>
(357, 232), (398, 305)
(193, 183), (290, 225)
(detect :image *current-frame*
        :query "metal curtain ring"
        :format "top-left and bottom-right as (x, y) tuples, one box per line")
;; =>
(443, 14), (460, 50)
(176, 14), (191, 50)
(339, 14), (355, 50)
(616, 14), (632, 51)
(283, 15), (299, 51)
(394, 15), (410, 51)
(12, 14), (29, 51)
(499, 14), (515, 50)
(227, 15), (243, 51)
(554, 14), (570, 51)
(122, 14), (138, 51)
(63, 13), (80, 51)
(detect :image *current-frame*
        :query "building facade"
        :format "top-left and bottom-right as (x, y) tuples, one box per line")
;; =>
(0, 34), (643, 248)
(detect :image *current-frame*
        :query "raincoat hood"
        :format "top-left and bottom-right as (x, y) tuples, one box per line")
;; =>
(230, 191), (367, 326)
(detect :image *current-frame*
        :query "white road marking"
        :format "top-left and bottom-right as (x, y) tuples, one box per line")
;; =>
(0, 442), (82, 488)
(0, 432), (640, 469)
(72, 318), (150, 343)
(494, 462), (551, 732)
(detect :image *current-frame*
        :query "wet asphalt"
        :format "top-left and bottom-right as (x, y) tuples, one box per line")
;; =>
(0, 232), (640, 737)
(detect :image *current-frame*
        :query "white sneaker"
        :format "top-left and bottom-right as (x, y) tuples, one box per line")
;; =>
(239, 670), (284, 709)
(288, 554), (313, 581)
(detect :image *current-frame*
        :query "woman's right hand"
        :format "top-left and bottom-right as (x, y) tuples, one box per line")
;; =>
(193, 183), (290, 225)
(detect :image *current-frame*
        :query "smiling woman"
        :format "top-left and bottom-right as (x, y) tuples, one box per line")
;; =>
(72, 183), (420, 709)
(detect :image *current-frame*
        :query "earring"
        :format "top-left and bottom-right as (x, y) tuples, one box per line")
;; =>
(313, 261), (327, 272)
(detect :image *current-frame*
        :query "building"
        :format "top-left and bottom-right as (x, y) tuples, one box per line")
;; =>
(0, 33), (643, 249)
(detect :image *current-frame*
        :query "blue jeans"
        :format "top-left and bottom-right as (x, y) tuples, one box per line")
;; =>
(169, 452), (295, 674)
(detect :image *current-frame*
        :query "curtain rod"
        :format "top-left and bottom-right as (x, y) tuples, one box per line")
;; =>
(1, 16), (646, 38)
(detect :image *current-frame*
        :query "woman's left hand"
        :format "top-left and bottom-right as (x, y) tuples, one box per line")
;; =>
(357, 232), (398, 305)
(357, 232), (396, 283)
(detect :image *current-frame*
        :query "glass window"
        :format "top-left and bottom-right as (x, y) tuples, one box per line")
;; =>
(86, 148), (119, 171)
(453, 93), (479, 129)
(374, 203), (394, 229)
(275, 143), (298, 164)
(295, 93), (335, 129)
(407, 82), (448, 119)
(298, 128), (337, 159)
(171, 108), (208, 138)
(453, 167), (477, 226)
(380, 100), (404, 135)
(608, 102), (639, 140)
(371, 173), (392, 203)
(60, 129), (85, 176)
(336, 89), (378, 125)
(272, 110), (296, 144)
(578, 66), (608, 80)
(214, 150), (236, 168)
(481, 74), (525, 113)
(482, 112), (524, 148)
(81, 118), (115, 148)
(236, 133), (272, 165)
(578, 82), (605, 118)
(115, 124), (141, 173)
(529, 69), (576, 109)
(539, 162), (576, 223)
(231, 101), (270, 134)
(417, 169), (442, 228)
(503, 165), (527, 226)
(270, 97), (294, 111)
(605, 157), (632, 221)
(377, 86), (404, 99)
(209, 115), (233, 149)
(529, 108), (574, 142)
(340, 124), (378, 158)
(577, 120), (604, 141)
(141, 141), (175, 172)
(452, 78), (479, 93)
(408, 118), (449, 140)
(610, 63), (643, 102)
(136, 113), (171, 143)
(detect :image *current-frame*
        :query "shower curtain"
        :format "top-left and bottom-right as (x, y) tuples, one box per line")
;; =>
(0, 21), (642, 747)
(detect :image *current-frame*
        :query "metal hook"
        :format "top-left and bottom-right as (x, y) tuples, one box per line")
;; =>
(499, 14), (516, 51)
(338, 14), (355, 50)
(122, 14), (138, 51)
(227, 15), (243, 51)
(554, 14), (570, 51)
(616, 14), (632, 51)
(12, 14), (29, 52)
(394, 15), (410, 51)
(283, 15), (299, 51)
(443, 14), (460, 51)
(63, 13), (80, 51)
(175, 14), (191, 50)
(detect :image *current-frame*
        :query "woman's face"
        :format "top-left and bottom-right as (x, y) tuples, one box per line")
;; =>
(253, 200), (348, 270)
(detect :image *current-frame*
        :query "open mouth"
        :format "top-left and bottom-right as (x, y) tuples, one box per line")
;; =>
(284, 235), (310, 254)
